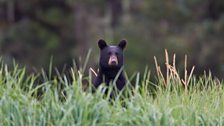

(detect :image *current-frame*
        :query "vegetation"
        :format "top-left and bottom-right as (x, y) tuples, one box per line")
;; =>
(1, 0), (224, 78)
(0, 52), (223, 126)
(0, 1), (224, 125)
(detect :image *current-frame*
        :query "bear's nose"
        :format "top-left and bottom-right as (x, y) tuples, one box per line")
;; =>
(108, 55), (118, 65)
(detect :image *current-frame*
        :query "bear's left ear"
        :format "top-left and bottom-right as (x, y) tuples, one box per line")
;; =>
(98, 39), (108, 50)
(118, 40), (127, 50)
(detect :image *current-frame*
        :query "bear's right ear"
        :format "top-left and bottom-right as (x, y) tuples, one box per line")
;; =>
(98, 39), (108, 50)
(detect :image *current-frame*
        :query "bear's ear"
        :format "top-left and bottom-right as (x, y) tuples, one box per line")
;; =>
(98, 39), (108, 50)
(118, 40), (127, 50)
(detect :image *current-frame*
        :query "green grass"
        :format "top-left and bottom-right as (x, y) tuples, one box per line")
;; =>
(0, 57), (224, 126)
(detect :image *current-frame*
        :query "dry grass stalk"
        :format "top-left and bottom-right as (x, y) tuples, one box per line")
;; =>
(90, 67), (97, 77)
(165, 50), (169, 85)
(154, 56), (166, 86)
(154, 50), (195, 92)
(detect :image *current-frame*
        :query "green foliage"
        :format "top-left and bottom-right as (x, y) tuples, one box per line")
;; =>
(1, 0), (224, 79)
(0, 60), (224, 125)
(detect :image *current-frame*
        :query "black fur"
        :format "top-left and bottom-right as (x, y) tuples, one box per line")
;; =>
(94, 39), (127, 90)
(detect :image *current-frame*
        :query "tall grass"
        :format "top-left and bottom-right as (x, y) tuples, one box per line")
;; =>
(0, 51), (224, 126)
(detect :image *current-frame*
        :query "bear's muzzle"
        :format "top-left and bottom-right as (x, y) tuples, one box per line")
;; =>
(108, 55), (118, 66)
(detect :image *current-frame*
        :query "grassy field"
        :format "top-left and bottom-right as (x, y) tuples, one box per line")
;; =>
(0, 53), (224, 126)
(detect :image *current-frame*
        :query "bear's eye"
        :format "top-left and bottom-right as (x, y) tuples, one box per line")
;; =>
(108, 52), (112, 55)
(115, 52), (118, 55)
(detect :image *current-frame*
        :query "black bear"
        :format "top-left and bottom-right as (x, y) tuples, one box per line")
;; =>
(94, 39), (127, 91)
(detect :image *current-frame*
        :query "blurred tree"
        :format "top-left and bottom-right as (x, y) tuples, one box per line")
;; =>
(0, 0), (75, 72)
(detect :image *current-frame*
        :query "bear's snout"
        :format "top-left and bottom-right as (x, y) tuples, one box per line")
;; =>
(108, 55), (118, 66)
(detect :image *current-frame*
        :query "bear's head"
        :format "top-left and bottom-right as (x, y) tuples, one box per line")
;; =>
(98, 39), (127, 69)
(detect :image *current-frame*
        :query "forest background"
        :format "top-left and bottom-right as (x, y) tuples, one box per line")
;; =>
(0, 0), (224, 79)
